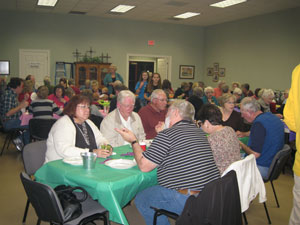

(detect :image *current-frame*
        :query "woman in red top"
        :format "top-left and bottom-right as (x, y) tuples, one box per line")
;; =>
(48, 85), (69, 108)
(18, 80), (33, 104)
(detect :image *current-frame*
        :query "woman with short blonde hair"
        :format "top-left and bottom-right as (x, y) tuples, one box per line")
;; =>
(219, 93), (248, 132)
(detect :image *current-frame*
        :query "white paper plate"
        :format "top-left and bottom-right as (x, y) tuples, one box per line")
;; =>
(105, 159), (137, 169)
(63, 157), (83, 166)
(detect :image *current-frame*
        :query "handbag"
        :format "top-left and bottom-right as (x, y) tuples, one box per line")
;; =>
(54, 185), (88, 222)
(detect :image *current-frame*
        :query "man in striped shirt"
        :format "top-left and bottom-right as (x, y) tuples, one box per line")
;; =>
(116, 100), (220, 225)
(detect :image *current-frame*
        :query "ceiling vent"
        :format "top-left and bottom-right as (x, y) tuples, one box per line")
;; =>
(166, 1), (188, 7)
(69, 11), (86, 15)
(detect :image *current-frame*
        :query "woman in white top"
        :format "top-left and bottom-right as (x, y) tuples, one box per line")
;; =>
(45, 95), (112, 162)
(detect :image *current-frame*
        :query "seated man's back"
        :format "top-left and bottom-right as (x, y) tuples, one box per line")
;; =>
(239, 97), (284, 179)
(144, 119), (220, 190)
(248, 112), (284, 168)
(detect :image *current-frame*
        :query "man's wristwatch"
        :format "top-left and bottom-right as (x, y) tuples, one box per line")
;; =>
(131, 140), (138, 146)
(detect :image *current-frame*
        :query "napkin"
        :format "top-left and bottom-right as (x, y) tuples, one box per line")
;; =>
(121, 152), (134, 157)
(100, 158), (113, 164)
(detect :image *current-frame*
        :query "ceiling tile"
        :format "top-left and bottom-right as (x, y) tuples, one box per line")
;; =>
(0, 0), (299, 26)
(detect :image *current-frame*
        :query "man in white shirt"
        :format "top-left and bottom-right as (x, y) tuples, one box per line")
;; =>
(100, 90), (145, 147)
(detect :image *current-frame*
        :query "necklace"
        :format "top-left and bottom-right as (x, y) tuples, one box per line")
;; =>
(75, 122), (90, 146)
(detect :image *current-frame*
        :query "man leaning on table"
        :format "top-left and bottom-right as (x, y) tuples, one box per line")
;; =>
(100, 90), (145, 147)
(116, 100), (220, 225)
(239, 97), (284, 179)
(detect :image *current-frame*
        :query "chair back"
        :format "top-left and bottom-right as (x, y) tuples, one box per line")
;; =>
(29, 118), (56, 141)
(176, 171), (242, 225)
(222, 155), (267, 212)
(89, 115), (103, 128)
(22, 140), (47, 175)
(20, 172), (65, 223)
(265, 144), (291, 182)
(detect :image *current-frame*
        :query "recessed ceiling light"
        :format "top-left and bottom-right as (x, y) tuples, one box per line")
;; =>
(110, 5), (135, 13)
(174, 12), (200, 19)
(210, 0), (247, 8)
(37, 0), (58, 7)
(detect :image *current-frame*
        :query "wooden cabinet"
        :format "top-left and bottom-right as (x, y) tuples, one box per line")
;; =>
(75, 63), (111, 88)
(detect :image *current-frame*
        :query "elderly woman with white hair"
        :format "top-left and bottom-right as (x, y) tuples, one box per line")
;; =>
(257, 89), (274, 113)
(202, 86), (219, 106)
(100, 90), (145, 147)
(258, 89), (283, 118)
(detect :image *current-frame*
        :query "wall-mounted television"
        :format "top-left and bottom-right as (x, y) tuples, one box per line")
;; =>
(0, 60), (10, 75)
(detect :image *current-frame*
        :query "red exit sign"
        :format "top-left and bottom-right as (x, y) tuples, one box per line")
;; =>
(148, 40), (155, 46)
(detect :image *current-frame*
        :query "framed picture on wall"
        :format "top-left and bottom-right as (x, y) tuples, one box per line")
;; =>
(213, 72), (219, 82)
(219, 68), (225, 77)
(207, 67), (213, 76)
(179, 65), (195, 79)
(213, 63), (219, 72)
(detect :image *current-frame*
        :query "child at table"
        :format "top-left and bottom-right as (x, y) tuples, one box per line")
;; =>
(100, 87), (109, 100)
(29, 86), (63, 119)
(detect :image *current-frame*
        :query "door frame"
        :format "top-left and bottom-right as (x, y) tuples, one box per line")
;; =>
(19, 49), (50, 79)
(126, 53), (172, 85)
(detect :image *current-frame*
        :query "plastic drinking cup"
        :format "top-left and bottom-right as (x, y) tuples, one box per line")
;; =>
(139, 141), (146, 151)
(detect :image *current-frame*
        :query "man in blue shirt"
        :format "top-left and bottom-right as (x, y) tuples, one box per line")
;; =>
(239, 97), (284, 178)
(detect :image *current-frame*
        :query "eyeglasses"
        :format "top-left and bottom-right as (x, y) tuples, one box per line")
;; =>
(121, 104), (135, 108)
(156, 98), (167, 102)
(77, 105), (90, 110)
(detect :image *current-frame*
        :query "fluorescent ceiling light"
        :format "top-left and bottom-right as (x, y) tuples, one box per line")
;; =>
(174, 12), (200, 19)
(210, 0), (247, 8)
(110, 5), (135, 13)
(37, 0), (58, 7)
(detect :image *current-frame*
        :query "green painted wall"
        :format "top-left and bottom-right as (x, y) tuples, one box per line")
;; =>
(0, 11), (204, 89)
(1, 7), (300, 91)
(203, 7), (300, 90)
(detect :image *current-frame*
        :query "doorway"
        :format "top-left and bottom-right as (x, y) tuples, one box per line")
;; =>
(19, 49), (50, 87)
(126, 54), (172, 92)
(128, 61), (154, 92)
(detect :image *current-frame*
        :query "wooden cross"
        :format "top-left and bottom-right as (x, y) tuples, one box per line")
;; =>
(100, 53), (105, 63)
(104, 53), (111, 63)
(72, 49), (82, 62)
(86, 47), (96, 58)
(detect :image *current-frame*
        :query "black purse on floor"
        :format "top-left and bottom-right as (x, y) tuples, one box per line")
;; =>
(54, 185), (88, 222)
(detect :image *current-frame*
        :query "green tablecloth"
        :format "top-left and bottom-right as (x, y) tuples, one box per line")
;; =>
(35, 145), (158, 225)
(239, 136), (249, 153)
